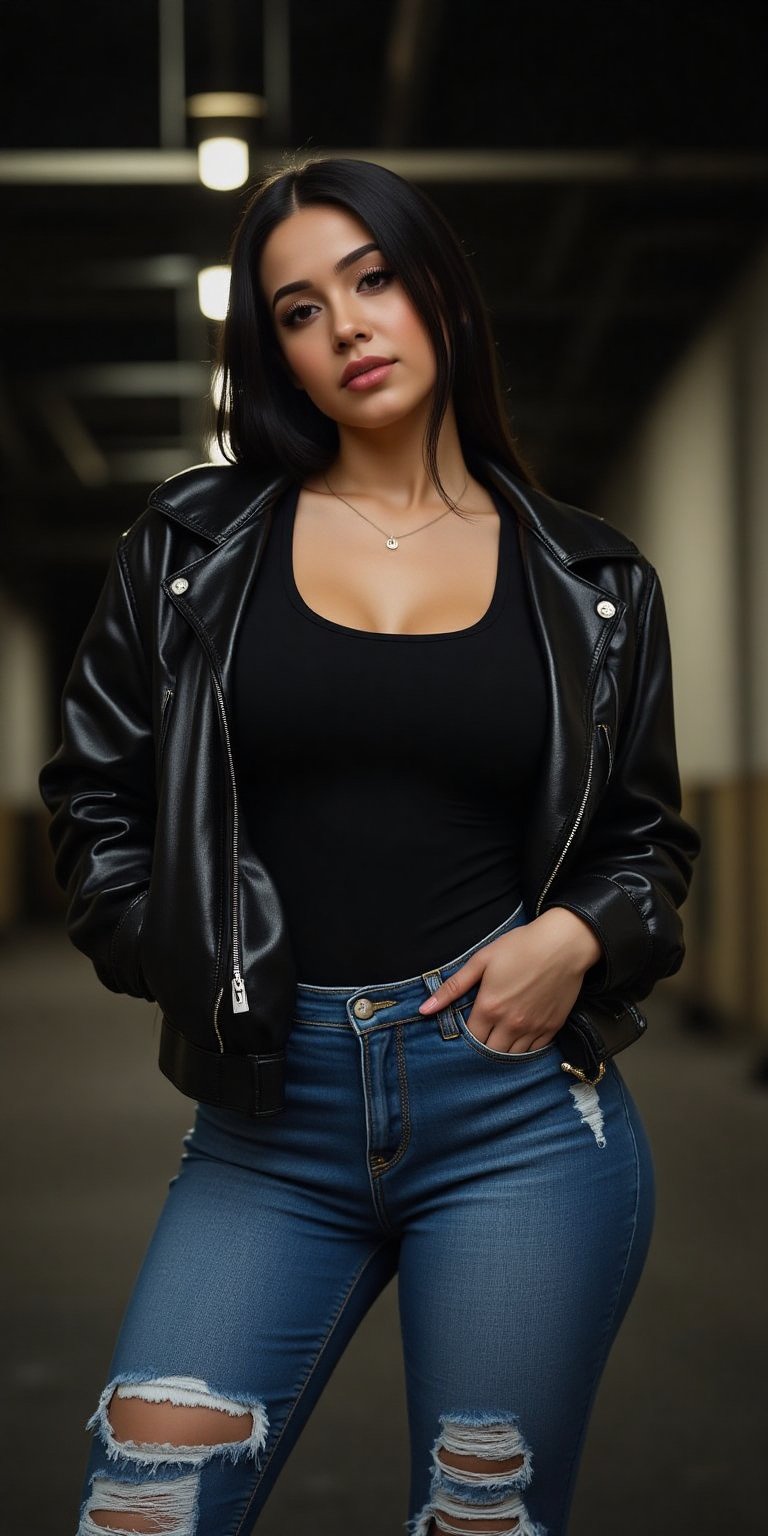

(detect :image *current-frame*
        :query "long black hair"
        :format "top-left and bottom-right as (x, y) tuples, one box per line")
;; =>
(215, 155), (539, 504)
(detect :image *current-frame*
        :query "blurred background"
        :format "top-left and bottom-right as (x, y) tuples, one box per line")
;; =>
(2, 2), (767, 1532)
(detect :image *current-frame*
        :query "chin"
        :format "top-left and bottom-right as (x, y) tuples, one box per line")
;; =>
(339, 392), (430, 429)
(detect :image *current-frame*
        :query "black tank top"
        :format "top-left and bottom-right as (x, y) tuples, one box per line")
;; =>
(232, 479), (548, 984)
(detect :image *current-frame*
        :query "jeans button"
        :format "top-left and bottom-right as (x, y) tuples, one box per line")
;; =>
(353, 997), (374, 1019)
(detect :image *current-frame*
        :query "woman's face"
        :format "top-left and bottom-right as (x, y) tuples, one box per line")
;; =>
(259, 203), (438, 428)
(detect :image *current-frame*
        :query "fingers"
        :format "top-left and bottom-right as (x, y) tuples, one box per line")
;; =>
(472, 1018), (556, 1054)
(484, 1026), (538, 1054)
(418, 954), (483, 1014)
(417, 945), (562, 1054)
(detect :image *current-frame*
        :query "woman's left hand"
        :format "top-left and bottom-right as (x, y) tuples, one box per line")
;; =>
(418, 907), (605, 1054)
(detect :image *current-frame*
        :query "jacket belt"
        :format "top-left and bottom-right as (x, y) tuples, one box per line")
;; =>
(158, 1017), (285, 1117)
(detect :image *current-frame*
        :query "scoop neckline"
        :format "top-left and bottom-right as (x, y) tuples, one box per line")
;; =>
(281, 480), (510, 642)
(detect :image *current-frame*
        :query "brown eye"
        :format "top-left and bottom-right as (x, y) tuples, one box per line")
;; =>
(358, 267), (394, 291)
(280, 301), (318, 329)
(279, 267), (394, 329)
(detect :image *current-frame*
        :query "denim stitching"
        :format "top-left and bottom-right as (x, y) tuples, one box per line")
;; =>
(359, 1037), (397, 1230)
(230, 1241), (392, 1536)
(293, 1010), (456, 1033)
(368, 1024), (412, 1176)
(361, 1036), (376, 1162)
(452, 1006), (556, 1063)
(361, 1036), (378, 1170)
(359, 1012), (427, 1034)
(291, 1017), (352, 1030)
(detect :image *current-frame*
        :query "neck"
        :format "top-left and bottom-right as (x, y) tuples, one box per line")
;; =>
(329, 397), (468, 512)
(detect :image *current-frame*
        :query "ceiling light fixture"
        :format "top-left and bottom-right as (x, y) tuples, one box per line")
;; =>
(197, 265), (231, 320)
(186, 91), (266, 190)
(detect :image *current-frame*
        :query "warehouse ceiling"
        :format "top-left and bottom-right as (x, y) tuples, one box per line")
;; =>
(2, 0), (768, 627)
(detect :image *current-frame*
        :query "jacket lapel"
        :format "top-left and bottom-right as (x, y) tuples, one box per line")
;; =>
(478, 459), (632, 910)
(153, 457), (633, 915)
(515, 511), (626, 912)
(158, 471), (290, 677)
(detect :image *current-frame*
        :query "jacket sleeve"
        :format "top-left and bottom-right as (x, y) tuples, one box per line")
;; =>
(38, 532), (156, 1001)
(540, 561), (702, 1001)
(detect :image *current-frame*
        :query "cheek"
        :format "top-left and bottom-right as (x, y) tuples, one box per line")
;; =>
(392, 301), (436, 376)
(280, 331), (332, 391)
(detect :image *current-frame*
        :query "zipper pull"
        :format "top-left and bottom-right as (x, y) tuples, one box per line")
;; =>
(232, 971), (250, 1013)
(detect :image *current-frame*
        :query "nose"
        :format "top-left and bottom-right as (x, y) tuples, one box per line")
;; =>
(332, 313), (373, 352)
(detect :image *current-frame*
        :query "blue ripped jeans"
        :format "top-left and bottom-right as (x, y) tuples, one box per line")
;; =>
(76, 901), (655, 1536)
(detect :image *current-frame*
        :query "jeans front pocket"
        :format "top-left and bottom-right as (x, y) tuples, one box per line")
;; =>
(452, 998), (559, 1064)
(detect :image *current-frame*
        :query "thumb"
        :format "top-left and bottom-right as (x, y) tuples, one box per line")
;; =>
(418, 951), (485, 1014)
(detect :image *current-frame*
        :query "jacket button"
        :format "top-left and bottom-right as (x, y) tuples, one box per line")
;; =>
(353, 997), (375, 1020)
(596, 599), (616, 618)
(170, 577), (189, 595)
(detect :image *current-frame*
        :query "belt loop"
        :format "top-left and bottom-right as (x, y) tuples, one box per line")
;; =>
(422, 968), (460, 1040)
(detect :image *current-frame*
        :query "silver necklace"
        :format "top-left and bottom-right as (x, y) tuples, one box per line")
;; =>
(322, 473), (468, 550)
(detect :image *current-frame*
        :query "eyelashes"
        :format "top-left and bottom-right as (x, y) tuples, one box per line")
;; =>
(279, 266), (395, 328)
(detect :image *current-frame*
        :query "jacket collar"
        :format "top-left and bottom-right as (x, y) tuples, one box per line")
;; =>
(147, 455), (641, 569)
(156, 454), (636, 914)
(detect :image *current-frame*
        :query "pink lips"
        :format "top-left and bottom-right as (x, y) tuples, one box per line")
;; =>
(340, 356), (395, 388)
(345, 363), (395, 391)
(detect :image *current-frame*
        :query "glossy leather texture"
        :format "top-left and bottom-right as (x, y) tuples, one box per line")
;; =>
(38, 454), (702, 1115)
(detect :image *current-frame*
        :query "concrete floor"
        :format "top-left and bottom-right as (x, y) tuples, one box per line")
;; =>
(3, 926), (767, 1535)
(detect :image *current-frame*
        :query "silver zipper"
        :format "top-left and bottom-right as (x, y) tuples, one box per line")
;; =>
(158, 686), (174, 766)
(212, 983), (225, 1051)
(166, 582), (249, 1040)
(598, 721), (613, 778)
(208, 672), (250, 1015)
(535, 728), (596, 916)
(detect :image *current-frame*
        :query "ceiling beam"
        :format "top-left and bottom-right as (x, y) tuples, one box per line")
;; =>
(0, 151), (199, 183)
(3, 148), (768, 185)
(32, 362), (212, 397)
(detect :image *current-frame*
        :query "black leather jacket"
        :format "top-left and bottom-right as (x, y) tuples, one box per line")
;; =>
(38, 453), (702, 1116)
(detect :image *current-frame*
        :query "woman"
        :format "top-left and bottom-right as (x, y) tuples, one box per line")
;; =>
(39, 156), (701, 1536)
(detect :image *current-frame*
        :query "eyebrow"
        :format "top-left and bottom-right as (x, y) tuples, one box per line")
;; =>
(271, 242), (381, 310)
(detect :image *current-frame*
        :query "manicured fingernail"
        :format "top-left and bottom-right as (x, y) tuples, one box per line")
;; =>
(420, 998), (438, 1012)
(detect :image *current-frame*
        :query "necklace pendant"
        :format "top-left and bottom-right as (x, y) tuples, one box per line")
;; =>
(386, 536), (399, 550)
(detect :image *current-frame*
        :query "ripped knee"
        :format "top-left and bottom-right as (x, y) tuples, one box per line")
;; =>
(410, 1412), (546, 1536)
(86, 1375), (269, 1469)
(78, 1375), (270, 1535)
(82, 1474), (199, 1534)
